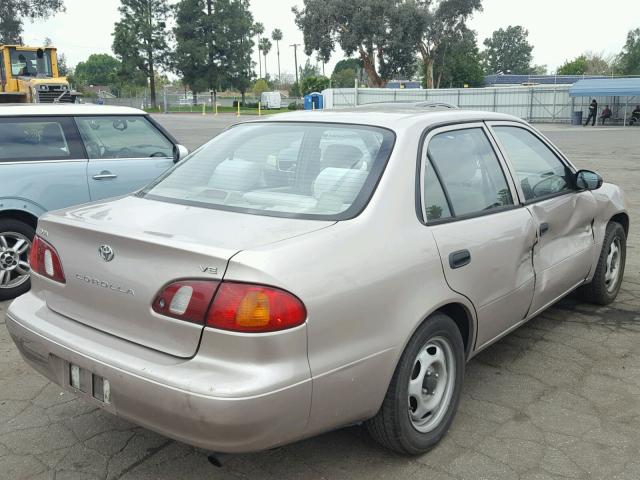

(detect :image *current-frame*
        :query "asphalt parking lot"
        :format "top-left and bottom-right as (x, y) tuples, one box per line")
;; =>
(1, 115), (639, 480)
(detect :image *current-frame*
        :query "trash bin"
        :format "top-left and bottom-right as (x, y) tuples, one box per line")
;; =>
(572, 111), (583, 125)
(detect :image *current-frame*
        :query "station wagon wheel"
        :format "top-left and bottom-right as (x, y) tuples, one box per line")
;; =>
(0, 219), (36, 301)
(576, 221), (626, 306)
(366, 313), (465, 455)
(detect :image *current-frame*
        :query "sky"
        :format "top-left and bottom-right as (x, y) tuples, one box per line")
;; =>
(21, 0), (640, 77)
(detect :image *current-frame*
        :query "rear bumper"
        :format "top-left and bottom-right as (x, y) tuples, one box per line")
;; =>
(5, 292), (312, 453)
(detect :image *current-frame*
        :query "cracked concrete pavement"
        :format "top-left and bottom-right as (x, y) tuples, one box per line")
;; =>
(1, 118), (639, 480)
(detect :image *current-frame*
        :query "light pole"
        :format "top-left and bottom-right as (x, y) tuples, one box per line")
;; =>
(291, 43), (301, 95)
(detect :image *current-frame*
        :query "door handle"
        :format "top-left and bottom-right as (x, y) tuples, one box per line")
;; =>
(449, 249), (471, 269)
(92, 172), (118, 180)
(539, 222), (550, 237)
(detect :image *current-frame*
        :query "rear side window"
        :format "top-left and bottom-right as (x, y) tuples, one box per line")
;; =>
(0, 117), (83, 162)
(425, 128), (513, 220)
(75, 116), (173, 160)
(141, 122), (395, 220)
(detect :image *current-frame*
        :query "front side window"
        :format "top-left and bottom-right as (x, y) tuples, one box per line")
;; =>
(75, 116), (173, 160)
(0, 118), (77, 161)
(9, 48), (52, 77)
(426, 128), (513, 219)
(141, 122), (395, 220)
(492, 126), (573, 202)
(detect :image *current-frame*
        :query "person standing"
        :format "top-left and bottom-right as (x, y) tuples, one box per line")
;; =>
(585, 99), (598, 126)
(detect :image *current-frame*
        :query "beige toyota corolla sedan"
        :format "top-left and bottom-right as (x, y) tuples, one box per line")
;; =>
(6, 106), (628, 455)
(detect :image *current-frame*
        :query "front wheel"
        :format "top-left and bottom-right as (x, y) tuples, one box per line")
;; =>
(0, 219), (35, 301)
(576, 221), (626, 305)
(366, 313), (465, 455)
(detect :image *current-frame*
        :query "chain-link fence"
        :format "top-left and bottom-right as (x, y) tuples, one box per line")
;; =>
(324, 86), (640, 124)
(97, 92), (304, 112)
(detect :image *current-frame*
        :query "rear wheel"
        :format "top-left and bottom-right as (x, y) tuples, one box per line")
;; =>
(576, 221), (626, 305)
(0, 219), (35, 301)
(366, 313), (465, 455)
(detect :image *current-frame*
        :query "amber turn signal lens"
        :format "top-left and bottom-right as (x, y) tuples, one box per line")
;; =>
(207, 282), (306, 333)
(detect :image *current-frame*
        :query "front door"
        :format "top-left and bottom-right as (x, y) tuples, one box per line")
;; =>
(75, 115), (175, 201)
(490, 124), (597, 315)
(421, 125), (537, 348)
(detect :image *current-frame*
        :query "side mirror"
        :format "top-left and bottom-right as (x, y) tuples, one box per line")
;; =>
(575, 169), (603, 191)
(173, 144), (189, 163)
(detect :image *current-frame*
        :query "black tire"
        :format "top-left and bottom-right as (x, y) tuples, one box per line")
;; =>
(0, 218), (35, 301)
(365, 313), (465, 455)
(576, 221), (626, 305)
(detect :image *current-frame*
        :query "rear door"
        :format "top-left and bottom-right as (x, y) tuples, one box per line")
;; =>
(489, 123), (597, 315)
(421, 124), (537, 349)
(0, 116), (89, 212)
(75, 115), (175, 201)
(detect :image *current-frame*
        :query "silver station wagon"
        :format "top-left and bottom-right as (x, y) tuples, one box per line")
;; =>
(0, 104), (188, 300)
(6, 106), (628, 455)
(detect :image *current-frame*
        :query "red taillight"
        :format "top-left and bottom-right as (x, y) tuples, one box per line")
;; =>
(28, 235), (66, 284)
(207, 282), (307, 333)
(152, 280), (219, 324)
(152, 280), (307, 333)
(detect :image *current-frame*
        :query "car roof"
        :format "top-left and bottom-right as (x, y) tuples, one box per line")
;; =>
(0, 104), (146, 116)
(259, 106), (524, 131)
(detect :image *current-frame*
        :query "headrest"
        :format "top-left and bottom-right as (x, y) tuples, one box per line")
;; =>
(313, 167), (368, 204)
(322, 144), (363, 169)
(209, 159), (261, 191)
(41, 123), (65, 147)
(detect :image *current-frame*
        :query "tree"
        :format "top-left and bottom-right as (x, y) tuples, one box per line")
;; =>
(259, 38), (272, 79)
(331, 68), (357, 87)
(402, 0), (482, 89)
(272, 28), (283, 84)
(333, 58), (362, 75)
(74, 54), (122, 86)
(530, 64), (547, 75)
(483, 26), (533, 74)
(293, 0), (396, 87)
(556, 51), (612, 76)
(221, 1), (255, 103)
(431, 27), (484, 88)
(174, 0), (256, 105)
(301, 75), (329, 95)
(557, 56), (588, 75)
(0, 0), (65, 44)
(299, 58), (319, 81)
(617, 28), (640, 75)
(57, 53), (69, 76)
(252, 78), (269, 97)
(112, 0), (171, 108)
(254, 22), (264, 78)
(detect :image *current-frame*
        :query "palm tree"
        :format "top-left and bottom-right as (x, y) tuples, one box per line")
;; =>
(272, 28), (283, 85)
(254, 22), (264, 78)
(259, 38), (272, 80)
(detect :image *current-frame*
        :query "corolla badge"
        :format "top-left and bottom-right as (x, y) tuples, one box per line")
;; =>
(98, 245), (115, 262)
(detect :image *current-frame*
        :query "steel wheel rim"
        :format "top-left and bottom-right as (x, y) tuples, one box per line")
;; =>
(0, 232), (31, 290)
(605, 237), (622, 293)
(407, 336), (456, 433)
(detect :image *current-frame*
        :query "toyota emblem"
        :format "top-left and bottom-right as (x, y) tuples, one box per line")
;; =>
(98, 245), (115, 262)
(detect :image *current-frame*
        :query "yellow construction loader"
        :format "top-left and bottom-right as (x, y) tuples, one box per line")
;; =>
(0, 45), (80, 103)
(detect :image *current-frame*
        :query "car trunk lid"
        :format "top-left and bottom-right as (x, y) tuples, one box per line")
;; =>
(39, 196), (333, 357)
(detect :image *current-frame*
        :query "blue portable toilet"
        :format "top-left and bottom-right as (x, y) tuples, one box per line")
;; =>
(304, 92), (323, 110)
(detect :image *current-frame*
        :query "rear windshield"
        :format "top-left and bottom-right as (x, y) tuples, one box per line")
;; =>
(141, 122), (395, 220)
